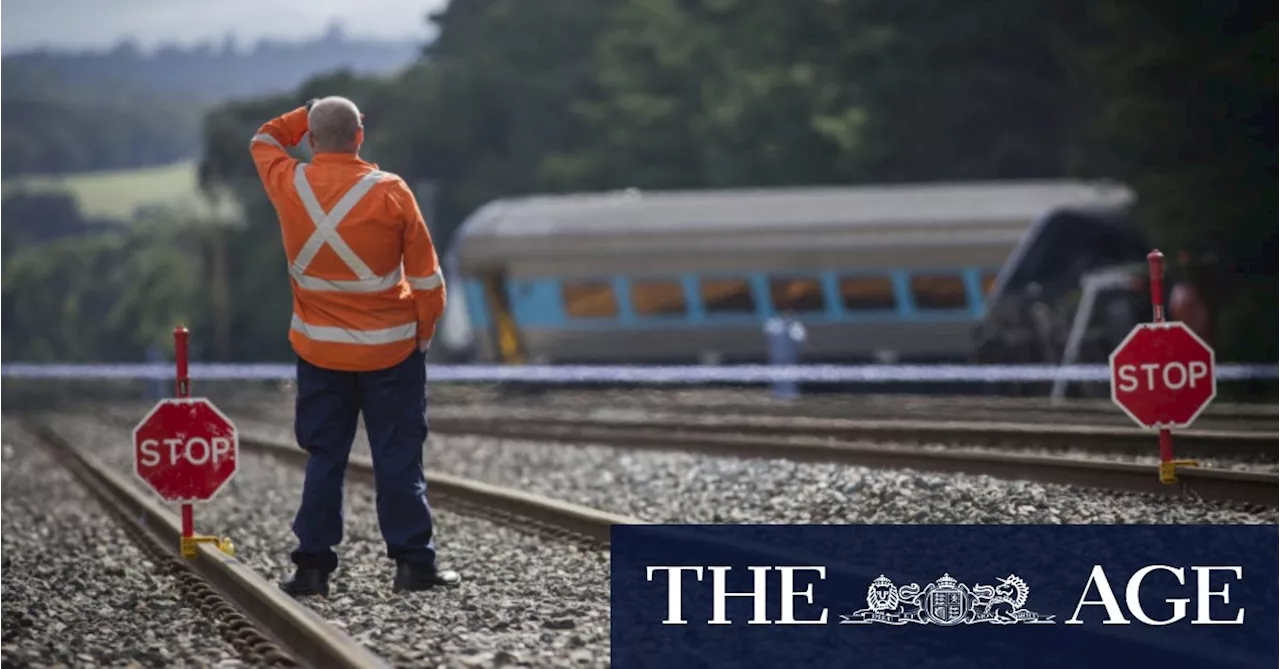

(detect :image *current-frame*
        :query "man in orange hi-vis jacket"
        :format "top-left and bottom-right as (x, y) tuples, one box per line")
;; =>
(251, 96), (460, 596)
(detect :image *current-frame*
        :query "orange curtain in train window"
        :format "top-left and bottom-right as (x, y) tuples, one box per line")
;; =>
(562, 282), (619, 318)
(631, 280), (687, 316)
(910, 274), (969, 309)
(769, 277), (825, 312)
(699, 279), (756, 313)
(839, 276), (897, 311)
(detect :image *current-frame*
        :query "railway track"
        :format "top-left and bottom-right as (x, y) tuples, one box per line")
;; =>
(15, 420), (392, 669)
(426, 411), (1279, 507)
(429, 408), (1278, 460)
(429, 391), (1278, 432)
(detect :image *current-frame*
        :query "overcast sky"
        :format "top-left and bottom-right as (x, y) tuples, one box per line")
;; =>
(2, 0), (450, 53)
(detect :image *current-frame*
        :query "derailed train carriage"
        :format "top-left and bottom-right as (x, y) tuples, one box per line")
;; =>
(972, 200), (1153, 367)
(435, 180), (1135, 366)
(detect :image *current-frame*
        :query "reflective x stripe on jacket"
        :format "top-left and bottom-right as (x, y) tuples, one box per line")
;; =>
(250, 106), (445, 372)
(290, 166), (402, 293)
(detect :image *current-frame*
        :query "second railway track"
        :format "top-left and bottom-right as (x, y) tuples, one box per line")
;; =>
(426, 411), (1279, 507)
(427, 389), (1279, 432)
(428, 407), (1278, 460)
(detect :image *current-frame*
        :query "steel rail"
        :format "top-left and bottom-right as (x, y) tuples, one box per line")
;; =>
(428, 409), (1278, 461)
(425, 416), (1279, 507)
(20, 421), (393, 669)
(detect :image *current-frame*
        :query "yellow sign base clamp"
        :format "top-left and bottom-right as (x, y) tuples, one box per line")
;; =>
(181, 535), (237, 560)
(1159, 459), (1199, 485)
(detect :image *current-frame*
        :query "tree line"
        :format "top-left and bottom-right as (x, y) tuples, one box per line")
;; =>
(7, 25), (420, 103)
(3, 0), (1275, 366)
(2, 29), (419, 176)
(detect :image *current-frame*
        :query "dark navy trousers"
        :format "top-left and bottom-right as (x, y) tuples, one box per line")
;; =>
(290, 348), (437, 574)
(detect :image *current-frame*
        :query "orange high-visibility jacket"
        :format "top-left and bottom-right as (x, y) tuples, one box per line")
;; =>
(250, 106), (445, 372)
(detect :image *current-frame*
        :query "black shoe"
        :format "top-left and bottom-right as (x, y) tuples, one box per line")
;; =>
(280, 567), (330, 598)
(393, 562), (461, 592)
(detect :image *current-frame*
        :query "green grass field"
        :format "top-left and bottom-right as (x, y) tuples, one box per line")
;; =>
(7, 160), (240, 222)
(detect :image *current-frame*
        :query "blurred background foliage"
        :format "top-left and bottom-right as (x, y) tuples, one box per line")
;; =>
(3, 0), (1275, 364)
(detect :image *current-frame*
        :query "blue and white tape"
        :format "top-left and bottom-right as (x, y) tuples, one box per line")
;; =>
(1, 363), (1275, 384)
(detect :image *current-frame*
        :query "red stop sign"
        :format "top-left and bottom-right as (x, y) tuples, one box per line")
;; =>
(133, 398), (239, 502)
(1109, 322), (1216, 428)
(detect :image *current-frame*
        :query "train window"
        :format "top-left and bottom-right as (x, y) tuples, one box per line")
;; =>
(562, 281), (618, 318)
(631, 280), (687, 317)
(769, 277), (825, 313)
(839, 275), (897, 311)
(981, 271), (999, 296)
(910, 274), (969, 310)
(700, 278), (757, 314)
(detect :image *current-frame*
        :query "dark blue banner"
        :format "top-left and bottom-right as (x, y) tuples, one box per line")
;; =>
(611, 525), (1277, 669)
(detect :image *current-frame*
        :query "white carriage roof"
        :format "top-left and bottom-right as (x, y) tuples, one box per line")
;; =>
(456, 179), (1135, 241)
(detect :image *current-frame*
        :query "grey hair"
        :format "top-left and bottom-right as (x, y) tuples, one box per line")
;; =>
(308, 96), (362, 152)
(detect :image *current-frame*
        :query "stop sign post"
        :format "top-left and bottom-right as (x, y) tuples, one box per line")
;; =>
(133, 326), (237, 559)
(1109, 250), (1214, 484)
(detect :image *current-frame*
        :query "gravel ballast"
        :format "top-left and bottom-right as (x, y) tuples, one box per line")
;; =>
(45, 413), (611, 669)
(1, 419), (242, 668)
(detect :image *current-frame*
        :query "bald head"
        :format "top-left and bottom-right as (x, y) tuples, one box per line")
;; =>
(308, 96), (362, 153)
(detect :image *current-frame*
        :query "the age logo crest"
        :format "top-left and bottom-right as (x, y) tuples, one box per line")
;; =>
(840, 574), (1055, 626)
